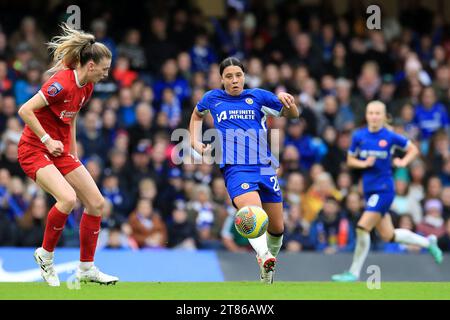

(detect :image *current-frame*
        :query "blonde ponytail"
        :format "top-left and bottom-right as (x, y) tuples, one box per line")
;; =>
(46, 23), (111, 74)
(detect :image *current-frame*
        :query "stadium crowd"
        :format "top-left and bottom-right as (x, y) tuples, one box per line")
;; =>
(0, 1), (450, 254)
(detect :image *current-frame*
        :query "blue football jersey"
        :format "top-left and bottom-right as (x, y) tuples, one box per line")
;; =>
(196, 88), (283, 168)
(348, 127), (410, 193)
(413, 103), (449, 139)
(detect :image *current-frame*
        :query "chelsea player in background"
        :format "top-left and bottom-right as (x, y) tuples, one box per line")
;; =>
(189, 57), (299, 284)
(332, 101), (443, 282)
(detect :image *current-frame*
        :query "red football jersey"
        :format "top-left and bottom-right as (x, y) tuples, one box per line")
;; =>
(20, 69), (94, 152)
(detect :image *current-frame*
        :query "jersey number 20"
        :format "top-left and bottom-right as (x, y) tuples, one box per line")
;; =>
(270, 176), (280, 192)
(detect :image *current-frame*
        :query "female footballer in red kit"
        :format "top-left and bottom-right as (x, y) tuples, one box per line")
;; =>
(17, 24), (118, 286)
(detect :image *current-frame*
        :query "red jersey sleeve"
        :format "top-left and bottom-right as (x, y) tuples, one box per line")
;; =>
(38, 71), (69, 107)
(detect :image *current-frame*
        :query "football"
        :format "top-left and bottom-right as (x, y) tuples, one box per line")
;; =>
(234, 206), (269, 239)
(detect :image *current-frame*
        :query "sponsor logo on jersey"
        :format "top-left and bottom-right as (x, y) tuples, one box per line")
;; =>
(217, 111), (228, 123)
(59, 110), (78, 119)
(378, 139), (388, 147)
(216, 110), (256, 122)
(241, 183), (250, 190)
(47, 82), (63, 97)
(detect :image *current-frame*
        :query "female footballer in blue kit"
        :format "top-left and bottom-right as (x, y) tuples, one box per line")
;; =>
(189, 57), (299, 284)
(332, 101), (443, 282)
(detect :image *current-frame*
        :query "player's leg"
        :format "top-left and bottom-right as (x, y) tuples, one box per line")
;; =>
(64, 165), (118, 284)
(233, 191), (276, 284)
(332, 211), (381, 282)
(257, 173), (284, 284)
(233, 191), (269, 257)
(347, 212), (381, 279)
(34, 165), (78, 286)
(261, 202), (284, 259)
(376, 214), (443, 264)
(333, 191), (394, 282)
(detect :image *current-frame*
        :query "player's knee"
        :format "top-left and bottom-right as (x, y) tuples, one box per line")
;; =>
(380, 232), (394, 242)
(60, 190), (77, 210)
(90, 196), (105, 215)
(268, 223), (284, 235)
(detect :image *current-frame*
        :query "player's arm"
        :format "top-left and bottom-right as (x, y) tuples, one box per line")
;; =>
(347, 154), (376, 169)
(18, 93), (64, 157)
(278, 92), (300, 118)
(393, 142), (419, 168)
(70, 113), (78, 158)
(189, 107), (210, 155)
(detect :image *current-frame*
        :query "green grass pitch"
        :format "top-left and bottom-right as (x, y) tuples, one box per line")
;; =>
(1, 282), (450, 300)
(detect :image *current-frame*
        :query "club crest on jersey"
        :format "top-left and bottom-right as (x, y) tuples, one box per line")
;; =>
(241, 183), (250, 190)
(245, 98), (253, 105)
(47, 82), (63, 97)
(378, 139), (388, 147)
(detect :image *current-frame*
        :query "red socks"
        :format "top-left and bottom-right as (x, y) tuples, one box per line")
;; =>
(79, 213), (102, 262)
(42, 206), (69, 252)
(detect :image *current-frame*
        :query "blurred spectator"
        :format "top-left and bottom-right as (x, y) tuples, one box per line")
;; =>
(413, 87), (449, 141)
(302, 172), (342, 223)
(417, 199), (446, 237)
(189, 32), (217, 73)
(98, 199), (135, 250)
(167, 206), (198, 249)
(187, 184), (221, 249)
(145, 16), (178, 74)
(160, 88), (182, 129)
(156, 168), (186, 220)
(128, 198), (167, 248)
(5, 176), (29, 221)
(437, 218), (450, 252)
(285, 118), (324, 170)
(116, 29), (147, 71)
(283, 204), (313, 252)
(426, 130), (450, 176)
(441, 187), (450, 221)
(391, 177), (423, 224)
(127, 102), (154, 154)
(101, 172), (130, 217)
(118, 87), (137, 128)
(408, 159), (426, 202)
(9, 17), (48, 64)
(13, 60), (41, 105)
(16, 195), (47, 247)
(283, 172), (306, 210)
(0, 60), (13, 94)
(153, 59), (190, 107)
(91, 18), (117, 62)
(78, 111), (108, 161)
(112, 55), (138, 88)
(342, 191), (363, 228)
(309, 196), (355, 254)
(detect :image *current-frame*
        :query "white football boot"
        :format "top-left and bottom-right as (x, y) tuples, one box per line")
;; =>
(34, 247), (60, 287)
(257, 250), (276, 284)
(76, 265), (119, 285)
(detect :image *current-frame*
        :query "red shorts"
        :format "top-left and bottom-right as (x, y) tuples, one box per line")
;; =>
(17, 140), (82, 181)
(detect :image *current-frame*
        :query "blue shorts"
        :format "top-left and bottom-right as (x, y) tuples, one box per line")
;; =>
(363, 191), (395, 215)
(220, 165), (283, 207)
